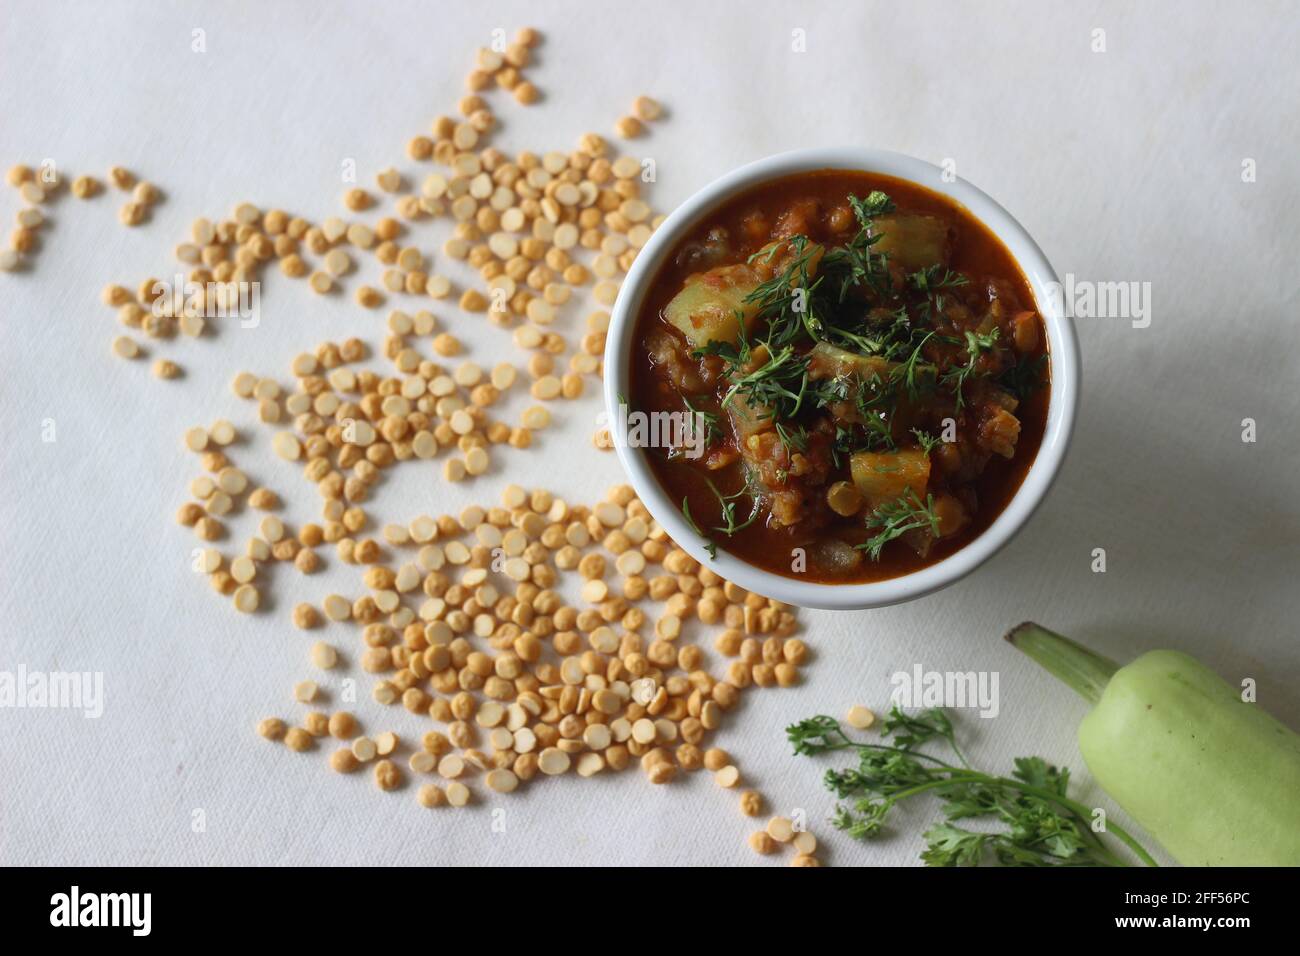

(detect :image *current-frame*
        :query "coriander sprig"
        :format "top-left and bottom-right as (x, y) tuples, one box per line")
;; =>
(787, 707), (1159, 867)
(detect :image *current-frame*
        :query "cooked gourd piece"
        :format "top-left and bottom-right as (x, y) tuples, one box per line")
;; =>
(664, 239), (824, 348)
(868, 214), (952, 272)
(808, 341), (896, 382)
(663, 262), (764, 348)
(808, 343), (897, 426)
(849, 448), (931, 505)
(725, 390), (772, 439)
(978, 406), (1021, 459)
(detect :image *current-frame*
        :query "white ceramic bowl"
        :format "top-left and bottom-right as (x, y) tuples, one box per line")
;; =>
(603, 148), (1079, 610)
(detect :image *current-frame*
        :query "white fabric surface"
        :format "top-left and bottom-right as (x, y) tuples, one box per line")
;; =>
(2, 0), (1298, 867)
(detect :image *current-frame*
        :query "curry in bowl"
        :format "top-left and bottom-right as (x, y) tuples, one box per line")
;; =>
(629, 170), (1049, 583)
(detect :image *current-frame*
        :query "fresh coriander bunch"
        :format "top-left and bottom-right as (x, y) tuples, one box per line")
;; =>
(787, 707), (1157, 867)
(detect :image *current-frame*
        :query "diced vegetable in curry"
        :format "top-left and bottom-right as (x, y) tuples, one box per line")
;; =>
(630, 170), (1050, 583)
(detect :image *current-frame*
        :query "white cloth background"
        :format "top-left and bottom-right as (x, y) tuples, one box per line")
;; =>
(2, 0), (1297, 867)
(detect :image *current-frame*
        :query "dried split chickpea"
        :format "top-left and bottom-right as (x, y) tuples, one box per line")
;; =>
(766, 816), (795, 843)
(702, 748), (730, 772)
(330, 748), (360, 773)
(328, 711), (356, 739)
(748, 831), (777, 855)
(323, 247), (352, 277)
(351, 737), (377, 762)
(344, 188), (372, 211)
(739, 790), (763, 816)
(530, 376), (561, 400)
(229, 555), (256, 584)
(248, 488), (278, 510)
(118, 202), (147, 227)
(374, 759), (402, 791)
(303, 715), (330, 741)
(233, 584), (260, 613)
(538, 747), (570, 775)
(355, 285), (384, 308)
(417, 783), (447, 807)
(846, 705), (876, 730)
(284, 727), (314, 752)
(111, 336), (142, 360)
(614, 116), (645, 139)
(576, 753), (605, 778)
(151, 359), (180, 379)
(108, 166), (135, 190)
(445, 781), (471, 806)
(633, 95), (663, 121)
(293, 603), (321, 629)
(11, 226), (36, 253)
(133, 181), (161, 205)
(646, 761), (676, 784)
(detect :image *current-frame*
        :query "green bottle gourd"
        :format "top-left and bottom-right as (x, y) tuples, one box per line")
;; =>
(1008, 622), (1300, 866)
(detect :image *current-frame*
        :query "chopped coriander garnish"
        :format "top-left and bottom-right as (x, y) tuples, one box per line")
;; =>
(911, 428), (943, 454)
(857, 488), (941, 560)
(888, 329), (939, 400)
(774, 420), (808, 455)
(999, 352), (1048, 400)
(680, 496), (717, 559)
(680, 393), (723, 446)
(940, 327), (1000, 410)
(907, 263), (969, 294)
(704, 476), (759, 538)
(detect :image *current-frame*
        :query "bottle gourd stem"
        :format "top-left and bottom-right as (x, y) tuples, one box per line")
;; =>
(1005, 622), (1119, 706)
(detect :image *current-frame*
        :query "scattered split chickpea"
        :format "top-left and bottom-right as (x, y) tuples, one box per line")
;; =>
(748, 831), (777, 855)
(343, 188), (372, 212)
(79, 26), (811, 864)
(71, 175), (101, 199)
(253, 487), (805, 833)
(152, 359), (181, 380)
(614, 116), (644, 139)
(633, 96), (663, 122)
(293, 603), (321, 629)
(846, 705), (876, 730)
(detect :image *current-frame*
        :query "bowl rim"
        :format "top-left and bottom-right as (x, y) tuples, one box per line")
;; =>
(603, 147), (1080, 610)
